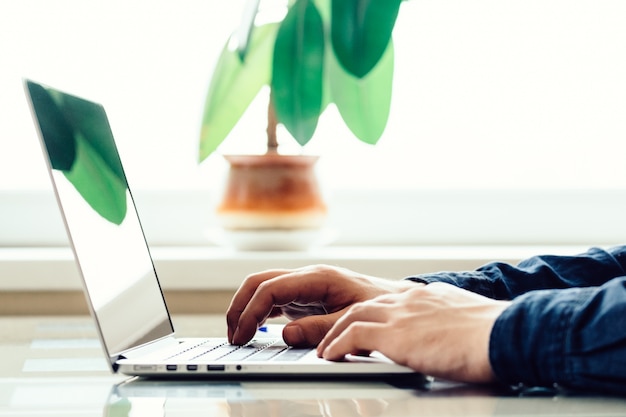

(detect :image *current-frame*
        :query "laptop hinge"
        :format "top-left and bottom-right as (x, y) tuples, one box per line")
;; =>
(115, 335), (179, 363)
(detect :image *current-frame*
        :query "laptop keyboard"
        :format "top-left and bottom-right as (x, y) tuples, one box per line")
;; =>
(164, 338), (310, 363)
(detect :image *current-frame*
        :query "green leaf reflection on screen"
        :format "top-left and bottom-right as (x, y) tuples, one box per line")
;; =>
(29, 81), (128, 225)
(63, 133), (128, 225)
(26, 82), (76, 171)
(59, 94), (126, 185)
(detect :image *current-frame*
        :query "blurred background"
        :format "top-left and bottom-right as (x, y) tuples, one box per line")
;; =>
(2, 0), (626, 247)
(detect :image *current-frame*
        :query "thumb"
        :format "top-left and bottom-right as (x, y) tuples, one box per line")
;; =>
(282, 311), (344, 347)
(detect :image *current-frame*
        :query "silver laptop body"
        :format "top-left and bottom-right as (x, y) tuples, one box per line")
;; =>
(23, 79), (417, 379)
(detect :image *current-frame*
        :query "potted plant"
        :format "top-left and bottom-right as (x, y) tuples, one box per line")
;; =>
(199, 0), (403, 241)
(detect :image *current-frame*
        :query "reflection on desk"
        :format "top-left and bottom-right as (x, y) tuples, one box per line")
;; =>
(4, 377), (626, 417)
(108, 379), (626, 417)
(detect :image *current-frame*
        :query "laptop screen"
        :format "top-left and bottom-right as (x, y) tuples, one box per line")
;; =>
(24, 80), (174, 361)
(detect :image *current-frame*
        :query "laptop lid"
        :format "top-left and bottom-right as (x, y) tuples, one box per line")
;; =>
(24, 79), (174, 370)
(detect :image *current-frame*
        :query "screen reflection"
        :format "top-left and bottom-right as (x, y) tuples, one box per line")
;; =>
(26, 80), (173, 360)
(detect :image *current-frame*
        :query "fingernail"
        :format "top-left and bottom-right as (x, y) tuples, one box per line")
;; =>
(316, 346), (322, 357)
(316, 340), (326, 357)
(283, 325), (304, 346)
(321, 348), (330, 360)
(320, 341), (333, 360)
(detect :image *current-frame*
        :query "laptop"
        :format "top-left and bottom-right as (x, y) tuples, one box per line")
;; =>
(23, 79), (421, 380)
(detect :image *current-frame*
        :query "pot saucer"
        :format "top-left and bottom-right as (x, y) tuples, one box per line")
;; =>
(205, 227), (337, 251)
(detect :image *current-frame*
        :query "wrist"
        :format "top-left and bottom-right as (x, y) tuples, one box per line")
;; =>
(373, 277), (424, 294)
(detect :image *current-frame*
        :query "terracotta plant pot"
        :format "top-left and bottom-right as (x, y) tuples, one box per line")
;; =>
(216, 154), (327, 230)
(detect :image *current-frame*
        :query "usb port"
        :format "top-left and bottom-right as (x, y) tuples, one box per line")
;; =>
(166, 365), (178, 371)
(186, 364), (198, 371)
(134, 365), (157, 371)
(207, 365), (225, 371)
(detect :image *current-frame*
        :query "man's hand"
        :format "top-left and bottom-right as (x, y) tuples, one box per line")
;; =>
(317, 282), (511, 383)
(226, 265), (416, 346)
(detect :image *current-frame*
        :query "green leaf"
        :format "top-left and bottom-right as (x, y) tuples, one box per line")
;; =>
(331, 0), (401, 78)
(313, 0), (331, 22)
(330, 40), (394, 144)
(315, 0), (333, 112)
(25, 81), (76, 171)
(272, 0), (325, 146)
(63, 133), (128, 225)
(58, 94), (126, 184)
(28, 81), (128, 224)
(199, 23), (278, 162)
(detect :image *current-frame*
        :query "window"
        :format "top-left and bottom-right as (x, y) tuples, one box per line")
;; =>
(2, 0), (626, 247)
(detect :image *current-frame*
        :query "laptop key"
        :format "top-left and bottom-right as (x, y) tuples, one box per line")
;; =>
(218, 339), (279, 362)
(164, 340), (229, 361)
(192, 344), (241, 361)
(220, 346), (264, 361)
(272, 348), (311, 361)
(242, 345), (288, 361)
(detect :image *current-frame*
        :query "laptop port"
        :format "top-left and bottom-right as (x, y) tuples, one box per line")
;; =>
(166, 365), (178, 371)
(186, 365), (198, 371)
(134, 365), (157, 371)
(207, 365), (225, 371)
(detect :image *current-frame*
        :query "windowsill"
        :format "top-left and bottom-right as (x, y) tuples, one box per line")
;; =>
(0, 245), (595, 291)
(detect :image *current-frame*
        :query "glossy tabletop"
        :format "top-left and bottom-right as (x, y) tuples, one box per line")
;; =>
(1, 315), (625, 417)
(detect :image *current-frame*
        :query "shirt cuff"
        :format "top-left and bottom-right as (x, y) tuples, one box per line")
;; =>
(488, 287), (589, 389)
(405, 271), (499, 299)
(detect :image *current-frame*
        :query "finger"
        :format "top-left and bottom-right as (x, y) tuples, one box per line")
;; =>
(226, 269), (292, 342)
(282, 310), (345, 347)
(321, 322), (387, 361)
(316, 300), (389, 355)
(231, 269), (339, 345)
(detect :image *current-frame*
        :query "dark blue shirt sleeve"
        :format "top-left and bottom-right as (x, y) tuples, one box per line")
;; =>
(405, 246), (626, 299)
(490, 278), (626, 395)
(405, 245), (626, 395)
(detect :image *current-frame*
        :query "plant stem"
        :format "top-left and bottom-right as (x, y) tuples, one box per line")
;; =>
(266, 90), (279, 154)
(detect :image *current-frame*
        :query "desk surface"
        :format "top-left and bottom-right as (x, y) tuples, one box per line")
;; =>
(1, 315), (625, 417)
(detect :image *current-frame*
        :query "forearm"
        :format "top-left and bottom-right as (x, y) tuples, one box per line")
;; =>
(406, 246), (626, 300)
(489, 277), (626, 395)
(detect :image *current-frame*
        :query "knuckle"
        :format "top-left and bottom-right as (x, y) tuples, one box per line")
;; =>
(255, 280), (274, 298)
(241, 271), (265, 287)
(346, 303), (365, 316)
(307, 264), (339, 276)
(350, 299), (375, 313)
(346, 322), (369, 341)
